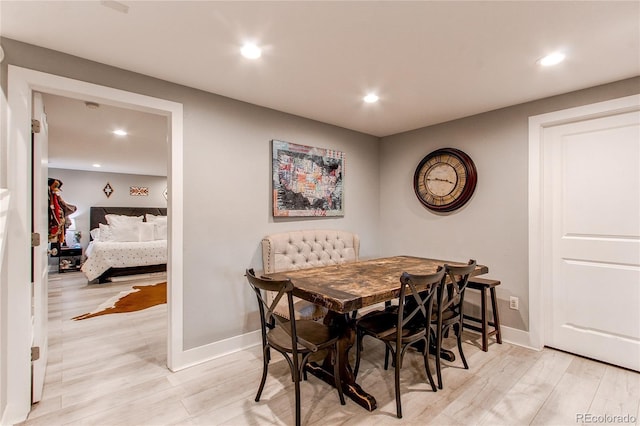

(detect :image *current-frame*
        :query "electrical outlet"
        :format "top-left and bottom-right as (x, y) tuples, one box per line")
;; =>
(509, 296), (519, 310)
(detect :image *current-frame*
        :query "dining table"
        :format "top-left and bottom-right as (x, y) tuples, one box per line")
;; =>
(264, 255), (488, 411)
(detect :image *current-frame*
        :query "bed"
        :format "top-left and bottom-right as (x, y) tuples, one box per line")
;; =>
(81, 207), (168, 283)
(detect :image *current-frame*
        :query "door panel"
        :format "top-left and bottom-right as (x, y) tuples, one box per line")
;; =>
(545, 110), (640, 371)
(563, 260), (639, 337)
(31, 92), (49, 403)
(561, 123), (639, 238)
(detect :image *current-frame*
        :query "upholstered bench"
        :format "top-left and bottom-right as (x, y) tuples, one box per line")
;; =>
(261, 230), (360, 320)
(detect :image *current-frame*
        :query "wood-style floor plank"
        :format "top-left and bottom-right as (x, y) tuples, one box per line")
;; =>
(18, 271), (640, 426)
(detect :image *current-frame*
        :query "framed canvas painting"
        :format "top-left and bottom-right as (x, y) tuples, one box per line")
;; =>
(272, 140), (345, 217)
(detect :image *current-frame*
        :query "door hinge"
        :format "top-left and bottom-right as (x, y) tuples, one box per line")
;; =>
(31, 232), (41, 247)
(31, 119), (41, 134)
(31, 346), (40, 362)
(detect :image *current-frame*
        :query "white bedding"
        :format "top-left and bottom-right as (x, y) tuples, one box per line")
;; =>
(81, 240), (167, 281)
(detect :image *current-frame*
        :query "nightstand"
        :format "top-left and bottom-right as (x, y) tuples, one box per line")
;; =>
(58, 246), (83, 273)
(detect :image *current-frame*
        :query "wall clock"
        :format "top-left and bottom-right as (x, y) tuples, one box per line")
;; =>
(413, 148), (477, 212)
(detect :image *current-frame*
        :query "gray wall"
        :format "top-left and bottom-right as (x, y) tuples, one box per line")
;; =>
(378, 77), (640, 331)
(48, 168), (167, 252)
(1, 38), (381, 349)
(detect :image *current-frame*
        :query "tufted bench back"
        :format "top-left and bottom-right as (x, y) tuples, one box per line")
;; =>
(261, 230), (360, 320)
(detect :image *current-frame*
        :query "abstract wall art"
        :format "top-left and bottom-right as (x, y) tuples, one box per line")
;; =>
(272, 140), (344, 217)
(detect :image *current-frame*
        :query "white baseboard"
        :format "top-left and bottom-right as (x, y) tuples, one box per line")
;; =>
(170, 330), (262, 372)
(464, 322), (538, 351)
(500, 325), (539, 351)
(169, 322), (540, 375)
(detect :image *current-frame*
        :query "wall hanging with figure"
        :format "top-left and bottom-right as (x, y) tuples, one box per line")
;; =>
(48, 178), (77, 244)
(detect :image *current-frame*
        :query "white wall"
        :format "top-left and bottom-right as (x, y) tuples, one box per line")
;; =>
(378, 77), (640, 332)
(48, 168), (167, 252)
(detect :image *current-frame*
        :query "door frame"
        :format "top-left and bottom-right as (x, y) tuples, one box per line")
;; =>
(528, 94), (640, 351)
(31, 92), (49, 404)
(6, 65), (185, 423)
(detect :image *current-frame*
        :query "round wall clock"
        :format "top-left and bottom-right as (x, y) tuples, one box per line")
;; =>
(413, 148), (477, 212)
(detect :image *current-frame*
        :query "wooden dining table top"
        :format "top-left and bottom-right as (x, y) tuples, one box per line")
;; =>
(264, 255), (488, 314)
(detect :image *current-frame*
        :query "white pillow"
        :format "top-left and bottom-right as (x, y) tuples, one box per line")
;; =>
(98, 223), (113, 242)
(90, 228), (100, 241)
(154, 218), (168, 240)
(145, 213), (166, 223)
(105, 214), (144, 226)
(145, 214), (167, 240)
(138, 222), (155, 242)
(109, 222), (139, 242)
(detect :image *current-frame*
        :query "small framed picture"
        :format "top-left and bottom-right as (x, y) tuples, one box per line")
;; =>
(130, 186), (149, 196)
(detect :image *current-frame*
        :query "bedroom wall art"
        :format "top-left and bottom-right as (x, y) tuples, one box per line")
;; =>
(272, 139), (344, 217)
(103, 182), (114, 198)
(130, 186), (149, 196)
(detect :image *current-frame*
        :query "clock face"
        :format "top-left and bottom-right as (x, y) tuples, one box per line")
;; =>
(414, 148), (477, 212)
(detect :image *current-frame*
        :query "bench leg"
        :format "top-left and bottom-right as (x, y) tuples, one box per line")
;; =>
(490, 287), (502, 344)
(480, 289), (488, 351)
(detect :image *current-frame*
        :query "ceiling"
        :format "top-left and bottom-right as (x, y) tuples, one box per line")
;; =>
(2, 1), (639, 175)
(41, 94), (169, 177)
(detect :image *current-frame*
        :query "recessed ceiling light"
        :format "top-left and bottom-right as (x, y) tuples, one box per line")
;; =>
(92, 163), (101, 168)
(363, 93), (379, 103)
(241, 43), (262, 59)
(538, 52), (566, 67)
(113, 129), (127, 136)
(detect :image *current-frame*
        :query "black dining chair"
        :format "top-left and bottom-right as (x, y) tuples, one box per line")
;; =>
(245, 269), (345, 426)
(432, 259), (477, 389)
(353, 267), (445, 418)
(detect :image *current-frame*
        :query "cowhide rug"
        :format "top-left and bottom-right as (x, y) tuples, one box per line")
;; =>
(72, 282), (166, 320)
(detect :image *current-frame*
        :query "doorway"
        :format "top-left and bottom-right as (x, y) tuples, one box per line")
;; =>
(40, 91), (171, 401)
(6, 65), (185, 423)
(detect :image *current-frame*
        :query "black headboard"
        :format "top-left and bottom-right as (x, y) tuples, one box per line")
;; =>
(89, 207), (167, 232)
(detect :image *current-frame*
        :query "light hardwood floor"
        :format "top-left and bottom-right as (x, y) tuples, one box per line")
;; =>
(20, 272), (640, 426)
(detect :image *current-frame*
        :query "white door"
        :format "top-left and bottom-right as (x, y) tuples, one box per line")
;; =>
(544, 110), (640, 371)
(31, 92), (49, 403)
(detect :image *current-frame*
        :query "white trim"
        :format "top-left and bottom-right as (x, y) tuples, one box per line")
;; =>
(5, 65), (185, 423)
(528, 94), (640, 352)
(0, 189), (10, 261)
(172, 330), (262, 371)
(4, 65), (32, 426)
(500, 326), (538, 351)
(463, 323), (538, 351)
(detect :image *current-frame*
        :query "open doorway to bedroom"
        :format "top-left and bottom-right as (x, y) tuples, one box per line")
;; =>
(39, 92), (171, 407)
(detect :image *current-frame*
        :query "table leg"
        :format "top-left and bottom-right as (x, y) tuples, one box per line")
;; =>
(304, 312), (377, 411)
(412, 340), (456, 362)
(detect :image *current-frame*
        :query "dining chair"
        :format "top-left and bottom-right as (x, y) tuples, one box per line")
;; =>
(245, 269), (345, 426)
(353, 267), (445, 418)
(432, 259), (477, 389)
